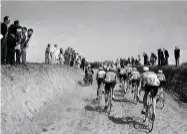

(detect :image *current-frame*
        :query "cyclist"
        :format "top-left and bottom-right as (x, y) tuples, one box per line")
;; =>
(119, 65), (127, 83)
(96, 66), (106, 100)
(141, 66), (160, 117)
(129, 67), (141, 100)
(157, 69), (166, 91)
(126, 64), (133, 91)
(104, 67), (117, 110)
(85, 64), (94, 85)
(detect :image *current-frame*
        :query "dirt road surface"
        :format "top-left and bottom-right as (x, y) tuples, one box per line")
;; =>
(9, 70), (187, 134)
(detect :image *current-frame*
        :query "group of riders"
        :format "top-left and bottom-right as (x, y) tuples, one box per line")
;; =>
(84, 62), (166, 118)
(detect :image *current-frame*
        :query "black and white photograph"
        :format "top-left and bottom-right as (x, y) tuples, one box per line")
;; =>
(1, 0), (187, 134)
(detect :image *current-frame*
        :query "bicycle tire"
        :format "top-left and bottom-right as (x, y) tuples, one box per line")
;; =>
(133, 83), (138, 105)
(107, 88), (112, 116)
(147, 104), (155, 132)
(157, 91), (165, 109)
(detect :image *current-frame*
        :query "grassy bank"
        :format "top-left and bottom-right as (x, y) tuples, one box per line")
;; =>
(1, 63), (83, 134)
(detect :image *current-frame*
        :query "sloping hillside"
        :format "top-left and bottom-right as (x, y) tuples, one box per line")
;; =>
(1, 64), (84, 134)
(1, 63), (187, 134)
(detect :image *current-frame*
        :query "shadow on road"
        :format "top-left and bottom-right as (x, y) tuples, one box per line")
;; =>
(108, 116), (149, 133)
(84, 105), (105, 113)
(77, 80), (91, 87)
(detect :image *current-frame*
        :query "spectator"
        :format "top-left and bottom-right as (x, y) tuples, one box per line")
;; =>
(20, 27), (27, 63)
(21, 28), (33, 65)
(160, 49), (165, 65)
(6, 20), (20, 65)
(59, 48), (64, 65)
(143, 52), (148, 65)
(174, 46), (180, 67)
(158, 49), (161, 65)
(81, 57), (86, 71)
(131, 56), (135, 66)
(15, 26), (23, 64)
(150, 52), (157, 66)
(1, 16), (10, 64)
(138, 55), (141, 65)
(164, 48), (169, 65)
(45, 44), (51, 64)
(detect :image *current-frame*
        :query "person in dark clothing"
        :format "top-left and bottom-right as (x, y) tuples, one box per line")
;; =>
(150, 52), (157, 66)
(164, 48), (169, 65)
(6, 20), (20, 65)
(160, 49), (165, 65)
(158, 49), (161, 66)
(15, 26), (23, 64)
(143, 52), (148, 65)
(174, 46), (180, 67)
(81, 57), (86, 71)
(131, 56), (135, 66)
(1, 16), (10, 64)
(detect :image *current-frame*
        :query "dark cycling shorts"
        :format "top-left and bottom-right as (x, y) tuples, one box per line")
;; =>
(144, 84), (159, 98)
(131, 79), (141, 87)
(119, 74), (128, 81)
(105, 81), (116, 94)
(159, 81), (166, 87)
(97, 78), (105, 87)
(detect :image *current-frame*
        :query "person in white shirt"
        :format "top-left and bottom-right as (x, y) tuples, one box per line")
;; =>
(59, 48), (64, 65)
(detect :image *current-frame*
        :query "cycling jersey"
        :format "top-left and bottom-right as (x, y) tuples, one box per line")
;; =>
(119, 67), (127, 75)
(142, 71), (160, 87)
(126, 66), (133, 74)
(157, 73), (166, 82)
(97, 70), (106, 79)
(130, 70), (141, 80)
(105, 71), (117, 83)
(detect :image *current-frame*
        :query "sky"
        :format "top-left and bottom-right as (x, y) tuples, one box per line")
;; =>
(1, 1), (187, 64)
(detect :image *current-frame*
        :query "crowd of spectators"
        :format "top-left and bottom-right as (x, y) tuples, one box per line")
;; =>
(45, 44), (87, 71)
(1, 16), (34, 65)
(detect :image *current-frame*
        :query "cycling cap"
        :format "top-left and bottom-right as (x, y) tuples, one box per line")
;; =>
(143, 66), (149, 72)
(158, 69), (163, 73)
(133, 67), (137, 71)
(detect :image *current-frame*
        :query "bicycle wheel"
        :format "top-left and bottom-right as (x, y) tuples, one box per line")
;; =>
(107, 88), (112, 116)
(98, 85), (102, 106)
(157, 91), (165, 109)
(133, 83), (138, 105)
(147, 104), (155, 132)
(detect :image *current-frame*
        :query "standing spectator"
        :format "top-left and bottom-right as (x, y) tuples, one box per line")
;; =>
(131, 56), (135, 66)
(143, 52), (148, 65)
(81, 57), (86, 71)
(128, 57), (131, 65)
(1, 16), (10, 64)
(15, 26), (23, 64)
(45, 44), (51, 64)
(138, 55), (141, 65)
(174, 46), (180, 67)
(6, 20), (20, 65)
(54, 44), (60, 64)
(164, 48), (169, 65)
(59, 48), (64, 65)
(160, 49), (165, 65)
(21, 28), (33, 65)
(150, 52), (157, 66)
(20, 27), (27, 63)
(158, 49), (161, 65)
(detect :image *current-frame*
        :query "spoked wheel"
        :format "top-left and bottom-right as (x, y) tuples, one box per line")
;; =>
(98, 83), (104, 106)
(107, 88), (112, 116)
(156, 91), (165, 109)
(133, 83), (138, 105)
(147, 104), (155, 132)
(143, 93), (155, 132)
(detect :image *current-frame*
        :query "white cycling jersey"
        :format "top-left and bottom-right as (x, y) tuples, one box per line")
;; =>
(126, 66), (133, 73)
(142, 71), (160, 86)
(97, 70), (106, 79)
(105, 71), (116, 83)
(130, 70), (141, 80)
(157, 73), (166, 81)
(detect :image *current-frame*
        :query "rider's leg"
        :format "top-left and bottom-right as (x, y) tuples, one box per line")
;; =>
(104, 84), (109, 109)
(142, 87), (149, 114)
(153, 97), (157, 116)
